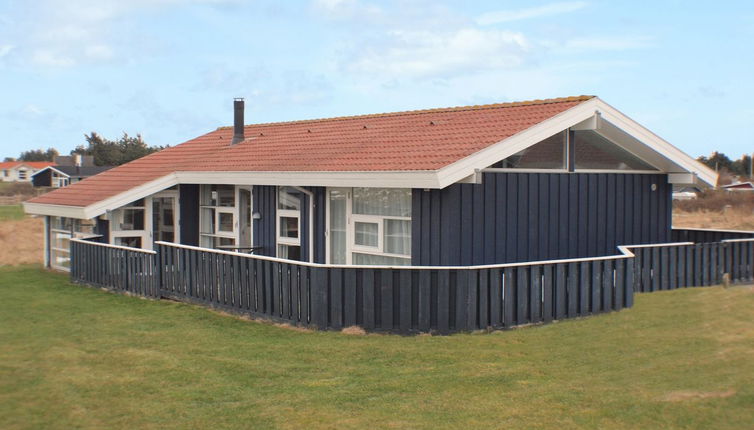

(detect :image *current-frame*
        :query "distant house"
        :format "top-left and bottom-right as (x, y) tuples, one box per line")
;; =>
(31, 155), (113, 188)
(721, 182), (754, 191)
(24, 96), (717, 272)
(0, 161), (56, 183)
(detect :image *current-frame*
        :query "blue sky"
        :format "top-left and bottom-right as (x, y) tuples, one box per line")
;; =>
(1, 0), (752, 159)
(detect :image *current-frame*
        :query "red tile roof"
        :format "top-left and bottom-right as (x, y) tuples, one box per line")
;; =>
(28, 96), (593, 208)
(0, 161), (56, 169)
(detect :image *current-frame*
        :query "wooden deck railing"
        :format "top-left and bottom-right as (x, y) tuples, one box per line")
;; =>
(68, 228), (754, 335)
(70, 239), (158, 298)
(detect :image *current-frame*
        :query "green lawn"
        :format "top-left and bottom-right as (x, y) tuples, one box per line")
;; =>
(1, 266), (753, 429)
(0, 205), (25, 221)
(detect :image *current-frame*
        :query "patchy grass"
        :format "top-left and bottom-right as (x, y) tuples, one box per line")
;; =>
(1, 266), (753, 429)
(0, 205), (25, 221)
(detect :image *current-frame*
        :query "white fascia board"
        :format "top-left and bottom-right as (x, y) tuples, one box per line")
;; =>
(83, 173), (179, 218)
(594, 98), (718, 186)
(436, 98), (600, 188)
(23, 202), (88, 218)
(174, 171), (442, 189)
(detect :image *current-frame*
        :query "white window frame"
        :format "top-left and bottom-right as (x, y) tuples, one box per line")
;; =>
(326, 187), (412, 265)
(199, 185), (241, 249)
(152, 190), (181, 245)
(276, 187), (302, 259)
(110, 199), (151, 249)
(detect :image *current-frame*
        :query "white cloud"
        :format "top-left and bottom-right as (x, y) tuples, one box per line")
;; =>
(1, 0), (239, 68)
(476, 1), (587, 25)
(346, 28), (529, 79)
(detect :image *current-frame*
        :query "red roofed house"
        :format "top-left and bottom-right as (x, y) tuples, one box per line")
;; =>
(1, 161), (56, 183)
(25, 96), (716, 273)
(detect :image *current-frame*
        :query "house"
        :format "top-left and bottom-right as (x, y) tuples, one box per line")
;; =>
(720, 181), (754, 191)
(24, 96), (717, 272)
(31, 155), (113, 188)
(0, 161), (56, 183)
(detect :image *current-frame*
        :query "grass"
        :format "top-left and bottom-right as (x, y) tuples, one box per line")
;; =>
(0, 205), (25, 221)
(1, 266), (753, 429)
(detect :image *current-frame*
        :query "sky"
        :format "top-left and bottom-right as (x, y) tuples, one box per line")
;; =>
(0, 0), (753, 160)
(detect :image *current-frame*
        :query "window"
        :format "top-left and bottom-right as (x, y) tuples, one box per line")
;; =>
(110, 199), (149, 249)
(49, 216), (96, 270)
(495, 131), (567, 169)
(573, 130), (657, 171)
(200, 185), (238, 249)
(277, 187), (302, 261)
(328, 188), (412, 266)
(2, 169), (7, 177)
(18, 169), (28, 180)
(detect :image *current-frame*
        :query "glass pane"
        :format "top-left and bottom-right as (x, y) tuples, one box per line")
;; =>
(51, 216), (73, 231)
(278, 187), (301, 210)
(352, 252), (410, 266)
(218, 212), (234, 232)
(384, 219), (411, 255)
(353, 188), (411, 217)
(52, 231), (71, 249)
(574, 130), (656, 170)
(201, 208), (216, 234)
(329, 190), (347, 264)
(496, 131), (566, 169)
(279, 244), (301, 261)
(115, 236), (142, 248)
(215, 237), (235, 248)
(354, 222), (379, 247)
(279, 216), (299, 238)
(120, 209), (144, 231)
(51, 248), (70, 268)
(217, 186), (235, 207)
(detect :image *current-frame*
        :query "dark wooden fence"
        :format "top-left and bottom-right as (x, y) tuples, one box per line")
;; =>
(629, 239), (754, 292)
(671, 228), (754, 244)
(68, 231), (754, 335)
(70, 239), (158, 298)
(155, 242), (634, 334)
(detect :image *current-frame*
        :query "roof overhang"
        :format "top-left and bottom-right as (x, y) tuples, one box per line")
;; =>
(30, 166), (70, 178)
(23, 96), (717, 220)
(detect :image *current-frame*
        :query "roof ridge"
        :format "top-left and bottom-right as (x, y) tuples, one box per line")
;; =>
(217, 95), (595, 130)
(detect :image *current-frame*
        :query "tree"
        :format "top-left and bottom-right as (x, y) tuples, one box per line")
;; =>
(18, 148), (59, 162)
(71, 132), (162, 166)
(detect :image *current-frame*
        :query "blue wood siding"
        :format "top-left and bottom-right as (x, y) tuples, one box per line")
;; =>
(252, 185), (277, 257)
(412, 172), (672, 266)
(178, 184), (199, 246)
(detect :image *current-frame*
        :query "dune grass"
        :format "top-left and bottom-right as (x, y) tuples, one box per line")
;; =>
(1, 265), (753, 429)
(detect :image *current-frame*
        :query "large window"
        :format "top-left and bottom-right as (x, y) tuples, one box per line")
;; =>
(277, 187), (302, 261)
(49, 216), (96, 270)
(328, 188), (411, 266)
(200, 185), (238, 249)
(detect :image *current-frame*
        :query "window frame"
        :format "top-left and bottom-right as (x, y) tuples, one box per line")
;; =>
(326, 187), (412, 265)
(276, 187), (302, 259)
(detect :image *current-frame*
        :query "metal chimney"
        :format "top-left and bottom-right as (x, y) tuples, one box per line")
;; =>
(231, 98), (245, 145)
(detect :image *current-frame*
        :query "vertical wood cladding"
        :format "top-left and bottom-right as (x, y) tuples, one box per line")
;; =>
(412, 172), (671, 266)
(178, 184), (199, 246)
